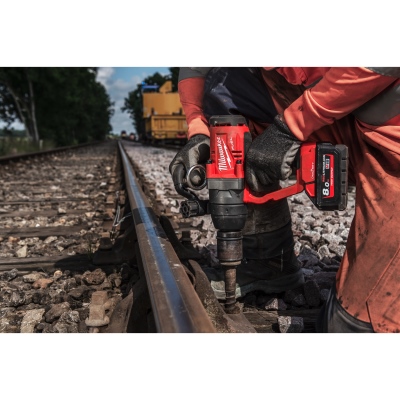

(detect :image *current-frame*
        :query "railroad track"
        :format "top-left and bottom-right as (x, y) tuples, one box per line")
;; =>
(0, 140), (236, 332)
(0, 139), (350, 333)
(120, 140), (354, 333)
(0, 141), (128, 332)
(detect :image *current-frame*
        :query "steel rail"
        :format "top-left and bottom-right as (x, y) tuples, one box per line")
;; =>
(118, 141), (216, 333)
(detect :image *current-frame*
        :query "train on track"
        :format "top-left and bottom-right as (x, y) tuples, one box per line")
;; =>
(139, 80), (188, 144)
(120, 130), (138, 142)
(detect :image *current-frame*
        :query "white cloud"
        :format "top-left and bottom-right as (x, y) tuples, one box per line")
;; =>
(96, 67), (169, 134)
(0, 120), (24, 130)
(96, 67), (115, 89)
(96, 68), (144, 134)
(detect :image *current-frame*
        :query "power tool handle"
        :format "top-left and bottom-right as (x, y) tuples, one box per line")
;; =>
(243, 168), (305, 204)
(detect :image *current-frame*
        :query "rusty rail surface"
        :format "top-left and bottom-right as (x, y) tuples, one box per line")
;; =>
(118, 141), (216, 333)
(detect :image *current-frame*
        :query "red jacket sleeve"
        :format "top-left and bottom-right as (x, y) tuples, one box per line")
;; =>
(178, 76), (210, 138)
(283, 67), (398, 141)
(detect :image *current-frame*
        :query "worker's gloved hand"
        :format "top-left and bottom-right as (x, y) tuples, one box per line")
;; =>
(245, 115), (301, 192)
(169, 134), (210, 187)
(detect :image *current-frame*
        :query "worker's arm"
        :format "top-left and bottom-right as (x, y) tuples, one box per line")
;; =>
(245, 67), (399, 192)
(169, 68), (212, 190)
(178, 67), (212, 138)
(283, 67), (398, 141)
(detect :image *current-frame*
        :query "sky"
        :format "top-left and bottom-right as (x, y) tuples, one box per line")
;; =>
(96, 67), (171, 134)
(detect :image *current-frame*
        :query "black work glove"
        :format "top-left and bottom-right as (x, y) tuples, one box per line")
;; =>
(169, 134), (210, 187)
(245, 115), (301, 192)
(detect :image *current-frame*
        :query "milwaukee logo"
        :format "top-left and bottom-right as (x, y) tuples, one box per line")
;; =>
(217, 136), (232, 171)
(229, 137), (235, 150)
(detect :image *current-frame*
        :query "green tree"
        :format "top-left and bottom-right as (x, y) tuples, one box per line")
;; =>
(0, 68), (40, 141)
(0, 67), (114, 146)
(0, 83), (19, 129)
(122, 67), (179, 136)
(169, 67), (179, 91)
(33, 68), (114, 146)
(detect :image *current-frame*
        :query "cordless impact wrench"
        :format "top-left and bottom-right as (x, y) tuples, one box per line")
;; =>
(176, 115), (348, 314)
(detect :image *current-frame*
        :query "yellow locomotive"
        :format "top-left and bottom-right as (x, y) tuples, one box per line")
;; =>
(141, 80), (188, 143)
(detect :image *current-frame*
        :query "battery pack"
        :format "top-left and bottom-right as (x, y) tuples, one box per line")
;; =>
(310, 143), (348, 211)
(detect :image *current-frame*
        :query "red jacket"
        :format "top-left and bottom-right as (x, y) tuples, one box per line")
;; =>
(179, 67), (400, 154)
(280, 67), (400, 155)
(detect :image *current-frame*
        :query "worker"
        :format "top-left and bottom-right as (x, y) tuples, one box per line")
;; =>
(169, 67), (400, 333)
(170, 68), (305, 304)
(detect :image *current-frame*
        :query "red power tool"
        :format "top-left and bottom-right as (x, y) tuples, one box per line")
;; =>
(178, 115), (348, 313)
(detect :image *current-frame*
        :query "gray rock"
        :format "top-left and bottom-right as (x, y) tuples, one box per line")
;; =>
(1, 269), (19, 282)
(83, 269), (106, 285)
(301, 230), (321, 246)
(16, 245), (28, 258)
(322, 264), (340, 273)
(328, 243), (346, 258)
(278, 316), (304, 333)
(0, 308), (24, 333)
(44, 236), (57, 244)
(322, 233), (342, 245)
(50, 291), (68, 304)
(299, 253), (320, 268)
(264, 298), (287, 311)
(21, 309), (45, 333)
(53, 311), (80, 333)
(68, 285), (90, 300)
(9, 291), (26, 307)
(283, 287), (304, 304)
(304, 280), (321, 307)
(92, 278), (113, 291)
(78, 320), (88, 333)
(45, 302), (71, 323)
(62, 278), (78, 292)
(312, 271), (336, 290)
(291, 293), (307, 307)
(302, 216), (316, 226)
(301, 268), (314, 277)
(318, 245), (331, 259)
(36, 322), (54, 332)
(293, 241), (302, 256)
(53, 270), (63, 281)
(23, 272), (46, 283)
